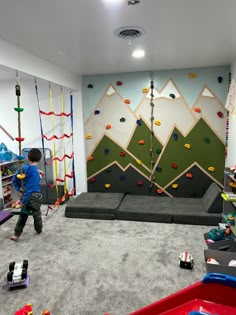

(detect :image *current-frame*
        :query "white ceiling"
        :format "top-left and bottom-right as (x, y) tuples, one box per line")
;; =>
(0, 0), (235, 76)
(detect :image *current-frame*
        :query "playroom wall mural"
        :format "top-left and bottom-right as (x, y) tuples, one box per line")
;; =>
(82, 66), (230, 197)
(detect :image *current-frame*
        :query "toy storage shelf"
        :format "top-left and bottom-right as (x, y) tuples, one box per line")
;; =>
(0, 160), (18, 210)
(222, 169), (236, 238)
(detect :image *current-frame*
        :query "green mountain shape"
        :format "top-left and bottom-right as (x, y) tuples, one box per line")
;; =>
(87, 135), (150, 178)
(127, 120), (163, 168)
(155, 118), (225, 187)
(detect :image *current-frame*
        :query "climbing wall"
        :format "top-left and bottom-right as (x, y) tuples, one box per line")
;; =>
(83, 66), (229, 196)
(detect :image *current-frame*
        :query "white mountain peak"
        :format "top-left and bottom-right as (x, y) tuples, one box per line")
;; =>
(106, 85), (116, 96)
(146, 80), (181, 99)
(202, 87), (214, 97)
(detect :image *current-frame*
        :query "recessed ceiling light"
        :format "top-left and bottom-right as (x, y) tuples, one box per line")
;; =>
(132, 49), (145, 58)
(103, 0), (124, 4)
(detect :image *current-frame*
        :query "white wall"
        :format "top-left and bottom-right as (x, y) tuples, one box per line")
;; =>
(226, 62), (236, 168)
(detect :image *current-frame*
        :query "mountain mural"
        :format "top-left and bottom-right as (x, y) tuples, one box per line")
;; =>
(85, 79), (227, 196)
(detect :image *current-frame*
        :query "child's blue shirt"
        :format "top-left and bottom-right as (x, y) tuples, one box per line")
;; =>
(12, 164), (41, 205)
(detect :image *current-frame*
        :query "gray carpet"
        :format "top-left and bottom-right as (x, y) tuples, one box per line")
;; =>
(0, 204), (212, 315)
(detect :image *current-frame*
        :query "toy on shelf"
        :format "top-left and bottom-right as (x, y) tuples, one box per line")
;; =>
(179, 251), (194, 269)
(7, 260), (29, 290)
(205, 225), (234, 243)
(207, 258), (220, 265)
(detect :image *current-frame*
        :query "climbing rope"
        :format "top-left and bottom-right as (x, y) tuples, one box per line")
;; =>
(149, 76), (156, 192)
(225, 72), (231, 158)
(14, 72), (25, 182)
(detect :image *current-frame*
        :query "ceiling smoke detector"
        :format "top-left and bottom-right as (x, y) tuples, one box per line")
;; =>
(114, 26), (145, 40)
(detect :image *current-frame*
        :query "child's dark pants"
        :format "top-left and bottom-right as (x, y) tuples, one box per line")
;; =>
(14, 192), (43, 237)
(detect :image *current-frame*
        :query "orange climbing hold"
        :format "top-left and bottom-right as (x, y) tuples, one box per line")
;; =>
(124, 99), (130, 104)
(106, 125), (111, 130)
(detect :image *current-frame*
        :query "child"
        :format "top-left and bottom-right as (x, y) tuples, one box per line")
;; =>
(10, 148), (43, 241)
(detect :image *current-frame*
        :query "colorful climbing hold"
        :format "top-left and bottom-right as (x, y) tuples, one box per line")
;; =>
(217, 111), (224, 118)
(173, 133), (178, 141)
(137, 180), (144, 187)
(86, 134), (92, 139)
(184, 143), (191, 149)
(88, 156), (94, 161)
(105, 168), (112, 173)
(94, 110), (100, 115)
(208, 166), (215, 172)
(157, 189), (163, 194)
(142, 88), (149, 93)
(154, 120), (161, 126)
(87, 84), (93, 88)
(189, 72), (197, 79)
(138, 140), (145, 145)
(89, 177), (96, 183)
(194, 108), (201, 113)
(186, 173), (193, 178)
(171, 163), (177, 169)
(218, 76), (223, 83)
(125, 99), (130, 104)
(156, 148), (162, 154)
(204, 137), (211, 144)
(136, 159), (142, 165)
(106, 124), (111, 130)
(105, 184), (111, 188)
(116, 81), (122, 86)
(120, 175), (126, 180)
(169, 93), (175, 99)
(156, 166), (162, 172)
(120, 151), (126, 157)
(120, 117), (126, 122)
(136, 119), (142, 126)
(104, 149), (109, 155)
(172, 183), (179, 189)
(15, 137), (25, 142)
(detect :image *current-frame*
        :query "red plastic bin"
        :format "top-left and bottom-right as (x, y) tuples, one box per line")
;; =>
(129, 273), (236, 315)
(105, 273), (236, 315)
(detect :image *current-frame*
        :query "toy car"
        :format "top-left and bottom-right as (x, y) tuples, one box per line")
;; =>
(7, 260), (29, 289)
(179, 251), (194, 269)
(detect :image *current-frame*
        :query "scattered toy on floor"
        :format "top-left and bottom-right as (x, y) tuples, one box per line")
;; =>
(7, 260), (29, 290)
(179, 251), (194, 269)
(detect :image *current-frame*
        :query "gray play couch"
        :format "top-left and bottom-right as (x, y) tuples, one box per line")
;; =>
(65, 182), (223, 226)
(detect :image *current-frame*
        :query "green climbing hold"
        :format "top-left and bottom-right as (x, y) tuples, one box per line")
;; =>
(204, 137), (211, 144)
(169, 93), (175, 99)
(105, 168), (112, 173)
(120, 117), (126, 122)
(156, 148), (162, 154)
(14, 107), (24, 112)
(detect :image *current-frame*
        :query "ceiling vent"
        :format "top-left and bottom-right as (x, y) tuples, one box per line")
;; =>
(114, 26), (145, 40)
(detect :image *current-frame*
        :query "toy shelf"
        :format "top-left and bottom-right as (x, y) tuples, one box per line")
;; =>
(0, 160), (18, 210)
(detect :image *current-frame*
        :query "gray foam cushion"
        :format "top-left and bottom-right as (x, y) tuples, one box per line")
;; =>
(116, 195), (173, 223)
(172, 197), (222, 225)
(201, 182), (223, 213)
(65, 192), (124, 214)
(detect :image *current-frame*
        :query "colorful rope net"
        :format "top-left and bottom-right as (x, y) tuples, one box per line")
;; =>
(35, 80), (76, 211)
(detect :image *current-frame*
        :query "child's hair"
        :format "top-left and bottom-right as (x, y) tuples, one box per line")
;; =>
(28, 148), (42, 162)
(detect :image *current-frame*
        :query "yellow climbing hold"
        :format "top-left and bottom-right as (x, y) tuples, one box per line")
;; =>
(154, 120), (161, 126)
(142, 88), (149, 93)
(189, 72), (197, 78)
(208, 166), (215, 172)
(172, 183), (179, 189)
(86, 134), (92, 139)
(105, 184), (111, 188)
(184, 143), (191, 149)
(136, 159), (142, 165)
